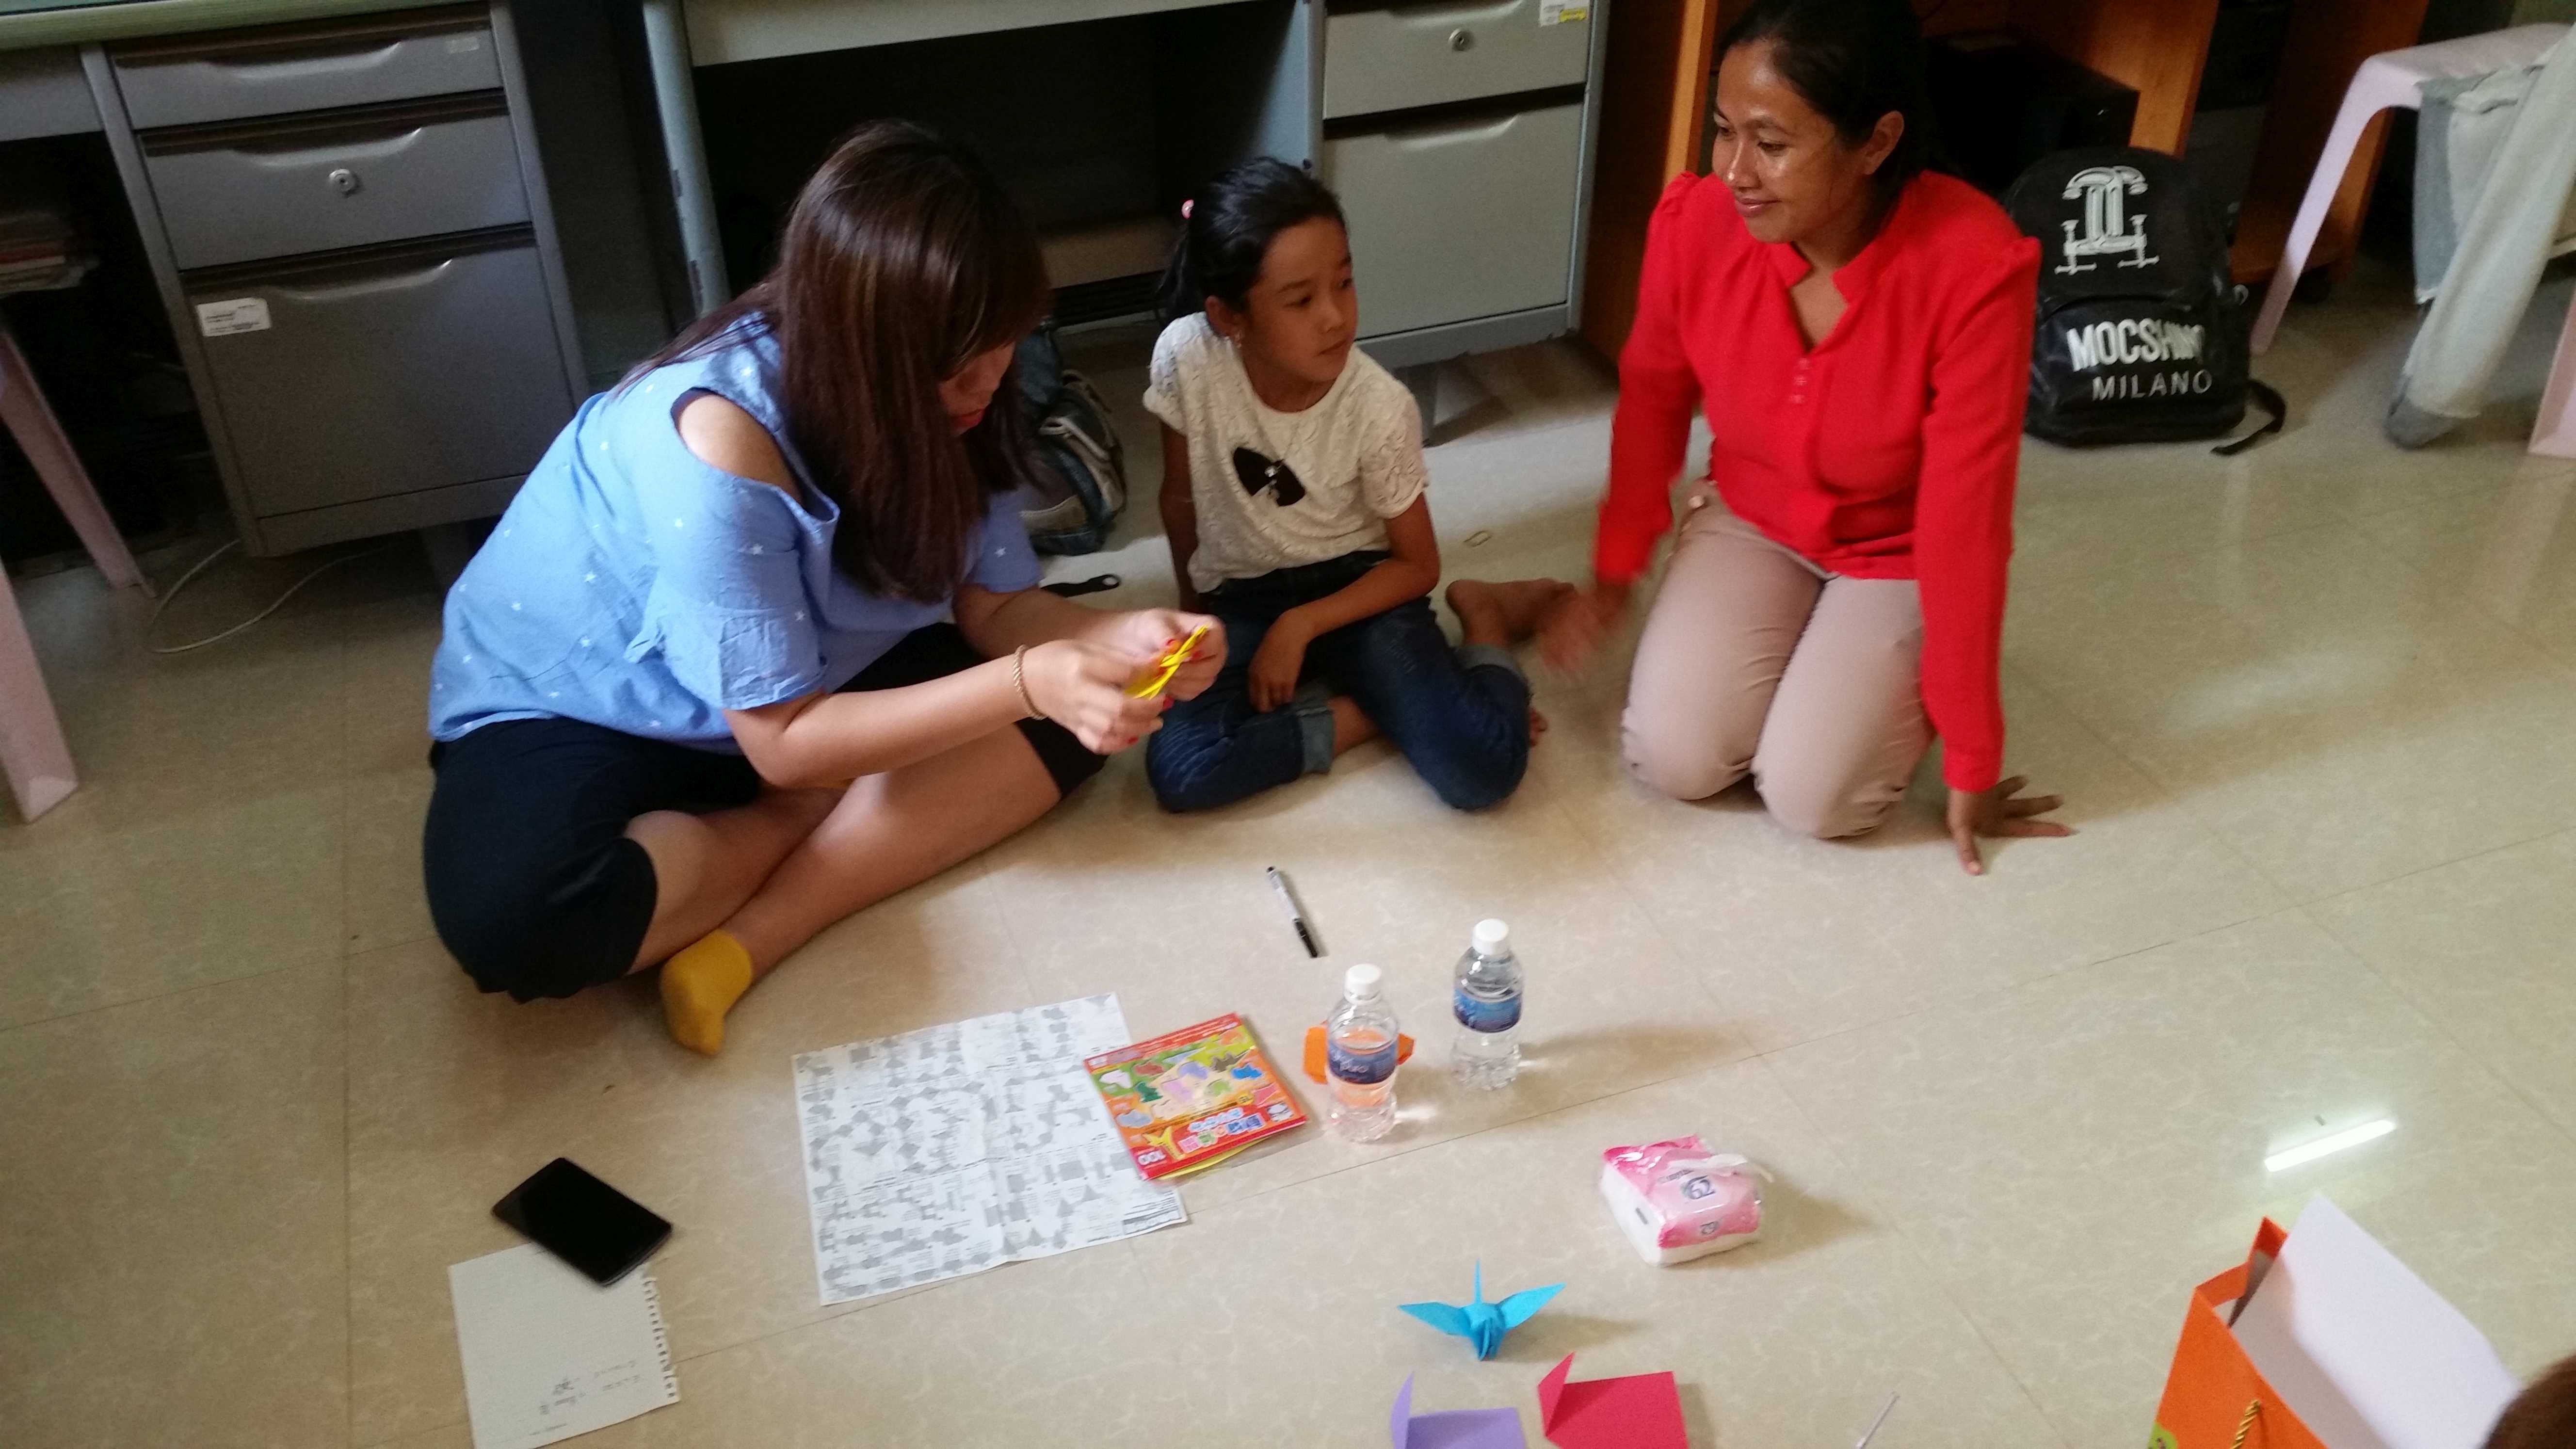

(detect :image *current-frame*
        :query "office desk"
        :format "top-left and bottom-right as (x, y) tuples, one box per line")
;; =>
(0, 0), (414, 51)
(2, 1), (670, 555)
(5, 0), (1607, 556)
(638, 0), (1612, 383)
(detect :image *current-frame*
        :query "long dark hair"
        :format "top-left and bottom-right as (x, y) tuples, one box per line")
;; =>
(1717, 0), (1947, 209)
(628, 121), (1049, 603)
(1155, 157), (1345, 322)
(2486, 1356), (2576, 1449)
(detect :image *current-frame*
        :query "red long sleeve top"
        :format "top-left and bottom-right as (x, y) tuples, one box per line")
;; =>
(1596, 171), (2039, 792)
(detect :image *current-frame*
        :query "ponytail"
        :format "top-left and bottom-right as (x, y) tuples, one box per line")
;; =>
(1156, 157), (1346, 322)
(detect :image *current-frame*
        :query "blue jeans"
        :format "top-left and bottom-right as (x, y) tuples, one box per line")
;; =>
(1146, 553), (1531, 812)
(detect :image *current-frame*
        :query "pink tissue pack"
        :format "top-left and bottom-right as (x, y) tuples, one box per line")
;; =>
(1599, 1137), (1769, 1265)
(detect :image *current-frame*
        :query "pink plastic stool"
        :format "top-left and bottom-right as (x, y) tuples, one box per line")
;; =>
(2249, 24), (2575, 457)
(1, 317), (150, 822)
(2539, 280), (2576, 458)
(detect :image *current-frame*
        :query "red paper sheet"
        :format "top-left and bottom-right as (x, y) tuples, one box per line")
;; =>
(1537, 1353), (1688, 1449)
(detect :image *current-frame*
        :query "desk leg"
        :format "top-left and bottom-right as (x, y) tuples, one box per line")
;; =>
(0, 324), (148, 596)
(639, 0), (729, 315)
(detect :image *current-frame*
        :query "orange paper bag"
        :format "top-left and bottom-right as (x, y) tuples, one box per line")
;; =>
(2148, 1219), (2327, 1449)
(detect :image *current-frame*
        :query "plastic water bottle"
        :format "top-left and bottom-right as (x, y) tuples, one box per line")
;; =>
(1326, 963), (1401, 1142)
(1451, 918), (1523, 1090)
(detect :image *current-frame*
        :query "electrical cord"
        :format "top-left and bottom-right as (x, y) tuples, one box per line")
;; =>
(146, 537), (398, 655)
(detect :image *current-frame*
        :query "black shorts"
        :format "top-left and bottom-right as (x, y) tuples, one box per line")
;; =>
(422, 624), (1099, 1002)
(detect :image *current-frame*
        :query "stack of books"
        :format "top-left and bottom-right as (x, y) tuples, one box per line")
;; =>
(0, 204), (90, 296)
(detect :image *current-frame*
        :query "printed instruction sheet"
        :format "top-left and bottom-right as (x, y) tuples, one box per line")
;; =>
(794, 993), (1186, 1304)
(448, 1242), (678, 1449)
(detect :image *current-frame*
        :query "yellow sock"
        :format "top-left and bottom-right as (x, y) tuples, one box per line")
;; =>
(660, 930), (754, 1056)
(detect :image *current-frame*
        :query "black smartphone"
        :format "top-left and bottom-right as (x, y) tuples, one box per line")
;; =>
(491, 1158), (671, 1286)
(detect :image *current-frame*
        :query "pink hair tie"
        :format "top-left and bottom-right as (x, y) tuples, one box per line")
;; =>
(1180, 199), (1193, 219)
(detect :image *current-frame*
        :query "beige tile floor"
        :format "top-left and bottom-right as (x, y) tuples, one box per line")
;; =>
(4, 264), (2575, 1449)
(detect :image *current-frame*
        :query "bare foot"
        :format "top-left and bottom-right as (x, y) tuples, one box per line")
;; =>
(1329, 694), (1380, 756)
(1449, 578), (1576, 648)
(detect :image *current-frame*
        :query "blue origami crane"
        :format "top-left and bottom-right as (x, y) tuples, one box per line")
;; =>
(1398, 1262), (1563, 1360)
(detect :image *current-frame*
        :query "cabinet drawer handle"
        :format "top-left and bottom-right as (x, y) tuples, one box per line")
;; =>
(233, 125), (427, 166)
(1388, 0), (1520, 22)
(327, 167), (361, 196)
(1383, 113), (1519, 147)
(216, 39), (408, 82)
(1449, 28), (1474, 50)
(237, 126), (433, 173)
(269, 258), (456, 303)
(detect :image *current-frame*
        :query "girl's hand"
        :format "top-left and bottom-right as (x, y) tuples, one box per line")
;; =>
(1946, 775), (2073, 875)
(1248, 613), (1314, 711)
(1166, 618), (1225, 699)
(1024, 640), (1168, 753)
(1111, 608), (1225, 700)
(1540, 580), (1631, 673)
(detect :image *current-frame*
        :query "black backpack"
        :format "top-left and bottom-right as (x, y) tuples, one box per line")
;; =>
(1012, 322), (1127, 555)
(2003, 146), (2282, 453)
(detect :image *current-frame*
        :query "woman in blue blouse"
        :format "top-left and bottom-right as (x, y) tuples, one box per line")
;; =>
(423, 124), (1221, 1054)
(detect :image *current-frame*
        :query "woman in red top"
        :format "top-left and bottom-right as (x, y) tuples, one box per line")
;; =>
(1545, 0), (2069, 872)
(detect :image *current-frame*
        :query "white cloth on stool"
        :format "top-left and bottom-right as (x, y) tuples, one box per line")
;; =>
(2392, 34), (2576, 445)
(2413, 39), (2576, 303)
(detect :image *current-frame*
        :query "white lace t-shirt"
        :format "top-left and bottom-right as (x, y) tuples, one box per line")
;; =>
(1142, 313), (1429, 595)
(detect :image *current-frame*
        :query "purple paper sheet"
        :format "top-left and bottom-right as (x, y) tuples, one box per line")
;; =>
(1393, 1374), (1529, 1449)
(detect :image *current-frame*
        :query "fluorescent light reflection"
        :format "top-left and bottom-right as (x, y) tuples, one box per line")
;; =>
(2265, 1118), (2397, 1173)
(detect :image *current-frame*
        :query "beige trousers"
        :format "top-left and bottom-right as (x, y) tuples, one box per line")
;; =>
(1621, 489), (1932, 838)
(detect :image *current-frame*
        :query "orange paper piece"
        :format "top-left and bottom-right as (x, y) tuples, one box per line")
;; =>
(1537, 1354), (1689, 1449)
(1303, 1025), (1414, 1084)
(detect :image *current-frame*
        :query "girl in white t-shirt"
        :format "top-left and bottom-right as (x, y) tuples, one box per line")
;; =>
(1143, 159), (1567, 812)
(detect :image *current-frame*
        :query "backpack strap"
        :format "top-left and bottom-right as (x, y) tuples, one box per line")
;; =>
(1023, 376), (1128, 555)
(1056, 370), (1126, 469)
(2212, 380), (2286, 456)
(1042, 573), (1123, 597)
(1038, 406), (1121, 485)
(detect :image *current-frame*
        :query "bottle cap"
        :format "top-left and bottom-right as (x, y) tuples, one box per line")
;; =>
(1344, 963), (1383, 998)
(1473, 918), (1510, 952)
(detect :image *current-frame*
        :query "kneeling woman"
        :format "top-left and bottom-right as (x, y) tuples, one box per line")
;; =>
(422, 124), (1219, 1053)
(1546, 0), (2067, 872)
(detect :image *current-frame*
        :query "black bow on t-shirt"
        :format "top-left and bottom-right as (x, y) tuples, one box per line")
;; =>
(1230, 447), (1305, 507)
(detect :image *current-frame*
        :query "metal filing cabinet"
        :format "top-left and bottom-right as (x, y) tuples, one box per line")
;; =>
(1328, 101), (1584, 337)
(86, 3), (582, 555)
(1319, 0), (1608, 370)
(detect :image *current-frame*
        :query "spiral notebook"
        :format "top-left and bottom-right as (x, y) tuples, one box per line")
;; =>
(448, 1243), (680, 1449)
